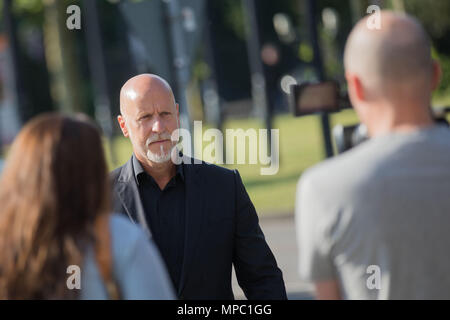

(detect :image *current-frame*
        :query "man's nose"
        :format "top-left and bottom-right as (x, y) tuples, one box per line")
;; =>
(151, 116), (164, 133)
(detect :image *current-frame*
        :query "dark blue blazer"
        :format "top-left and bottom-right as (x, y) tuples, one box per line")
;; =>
(110, 155), (287, 300)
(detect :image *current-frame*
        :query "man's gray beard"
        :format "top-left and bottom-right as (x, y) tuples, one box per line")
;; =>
(145, 131), (174, 164)
(146, 143), (173, 163)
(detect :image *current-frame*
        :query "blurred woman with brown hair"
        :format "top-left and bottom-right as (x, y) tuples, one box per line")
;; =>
(0, 113), (174, 299)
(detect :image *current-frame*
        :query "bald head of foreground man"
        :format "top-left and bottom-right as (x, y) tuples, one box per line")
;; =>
(118, 74), (180, 188)
(344, 11), (441, 137)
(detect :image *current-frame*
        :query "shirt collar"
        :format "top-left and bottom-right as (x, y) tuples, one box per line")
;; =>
(132, 153), (184, 186)
(176, 160), (185, 181)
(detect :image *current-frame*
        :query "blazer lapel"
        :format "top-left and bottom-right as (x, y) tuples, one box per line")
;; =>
(178, 156), (205, 296)
(115, 158), (152, 239)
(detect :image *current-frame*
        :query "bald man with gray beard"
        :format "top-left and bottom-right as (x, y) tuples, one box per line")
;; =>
(111, 74), (286, 300)
(295, 11), (450, 299)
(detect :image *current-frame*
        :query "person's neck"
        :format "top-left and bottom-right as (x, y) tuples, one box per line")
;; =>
(135, 154), (176, 190)
(366, 102), (435, 138)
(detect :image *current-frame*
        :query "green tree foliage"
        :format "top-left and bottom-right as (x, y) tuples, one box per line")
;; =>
(404, 0), (450, 39)
(401, 0), (450, 95)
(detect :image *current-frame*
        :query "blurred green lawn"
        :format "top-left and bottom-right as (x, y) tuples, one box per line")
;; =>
(105, 109), (359, 217)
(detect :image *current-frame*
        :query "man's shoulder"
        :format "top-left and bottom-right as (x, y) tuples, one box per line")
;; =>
(305, 143), (373, 180)
(110, 163), (128, 185)
(184, 156), (236, 179)
(304, 125), (450, 184)
(109, 156), (237, 184)
(110, 158), (133, 184)
(110, 165), (123, 182)
(299, 140), (382, 198)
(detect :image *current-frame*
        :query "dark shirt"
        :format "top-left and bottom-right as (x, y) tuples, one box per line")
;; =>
(132, 154), (185, 290)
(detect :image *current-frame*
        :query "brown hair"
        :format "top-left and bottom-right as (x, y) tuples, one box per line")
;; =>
(0, 113), (111, 299)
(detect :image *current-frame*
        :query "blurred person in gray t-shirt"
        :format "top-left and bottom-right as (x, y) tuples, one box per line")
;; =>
(295, 11), (450, 299)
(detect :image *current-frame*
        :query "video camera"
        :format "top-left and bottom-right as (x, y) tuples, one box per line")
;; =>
(289, 81), (450, 154)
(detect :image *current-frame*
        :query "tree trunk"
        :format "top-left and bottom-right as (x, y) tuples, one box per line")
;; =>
(42, 0), (84, 113)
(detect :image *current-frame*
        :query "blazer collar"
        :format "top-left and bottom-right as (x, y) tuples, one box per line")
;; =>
(115, 157), (152, 238)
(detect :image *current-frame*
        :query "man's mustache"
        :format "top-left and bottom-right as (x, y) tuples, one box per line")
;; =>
(146, 133), (172, 147)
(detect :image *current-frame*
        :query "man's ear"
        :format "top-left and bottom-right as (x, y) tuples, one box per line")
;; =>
(117, 115), (129, 137)
(431, 60), (442, 91)
(345, 72), (365, 103)
(176, 103), (180, 128)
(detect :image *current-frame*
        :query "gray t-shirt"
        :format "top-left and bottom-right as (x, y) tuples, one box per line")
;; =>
(296, 125), (450, 299)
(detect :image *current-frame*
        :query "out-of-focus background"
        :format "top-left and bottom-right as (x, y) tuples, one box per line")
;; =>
(1, 0), (450, 299)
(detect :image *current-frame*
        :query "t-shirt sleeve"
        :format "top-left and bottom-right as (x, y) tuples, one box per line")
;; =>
(295, 173), (337, 282)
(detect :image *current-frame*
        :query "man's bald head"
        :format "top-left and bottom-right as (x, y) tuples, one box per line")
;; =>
(344, 11), (433, 96)
(120, 74), (176, 117)
(117, 73), (180, 165)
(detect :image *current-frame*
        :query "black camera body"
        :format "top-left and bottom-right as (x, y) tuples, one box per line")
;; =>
(289, 81), (345, 117)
